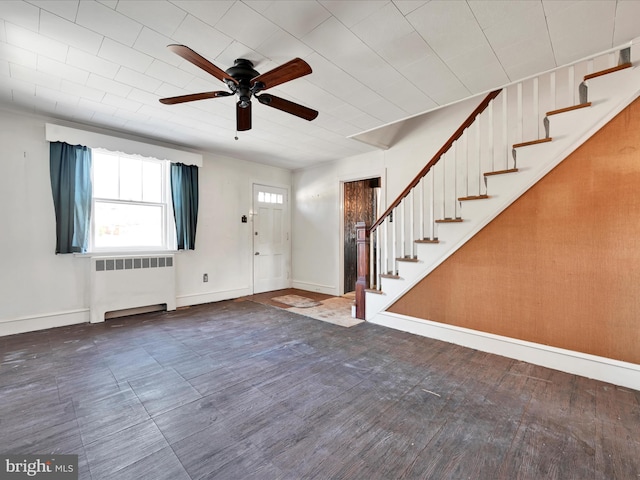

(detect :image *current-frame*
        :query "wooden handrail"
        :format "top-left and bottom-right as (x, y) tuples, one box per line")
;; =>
(369, 89), (502, 232)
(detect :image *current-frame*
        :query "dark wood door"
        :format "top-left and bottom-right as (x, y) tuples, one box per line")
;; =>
(344, 178), (379, 294)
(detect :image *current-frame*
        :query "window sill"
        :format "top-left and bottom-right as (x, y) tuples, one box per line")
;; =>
(74, 250), (178, 258)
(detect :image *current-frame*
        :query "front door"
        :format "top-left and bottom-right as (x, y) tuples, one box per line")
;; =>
(253, 184), (289, 293)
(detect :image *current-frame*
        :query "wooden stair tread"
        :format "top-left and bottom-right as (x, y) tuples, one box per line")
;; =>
(485, 168), (518, 176)
(365, 288), (384, 295)
(436, 218), (463, 223)
(396, 256), (419, 262)
(513, 137), (553, 148)
(415, 238), (439, 244)
(584, 62), (632, 81)
(380, 273), (401, 279)
(458, 194), (489, 201)
(547, 102), (591, 116)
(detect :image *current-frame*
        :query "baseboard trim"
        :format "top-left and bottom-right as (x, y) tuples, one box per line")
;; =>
(370, 312), (640, 391)
(176, 287), (251, 308)
(291, 281), (337, 296)
(0, 309), (89, 337)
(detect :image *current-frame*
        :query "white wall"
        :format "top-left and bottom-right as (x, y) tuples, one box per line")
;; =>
(0, 108), (290, 335)
(291, 150), (384, 295)
(292, 95), (482, 296)
(175, 152), (290, 307)
(0, 109), (90, 333)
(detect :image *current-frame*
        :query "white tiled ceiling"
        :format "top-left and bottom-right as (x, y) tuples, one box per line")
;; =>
(1, 0), (640, 170)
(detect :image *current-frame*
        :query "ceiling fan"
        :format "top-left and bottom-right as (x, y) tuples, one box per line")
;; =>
(159, 44), (318, 131)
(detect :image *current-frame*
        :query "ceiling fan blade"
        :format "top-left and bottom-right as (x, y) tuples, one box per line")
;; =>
(251, 58), (311, 91)
(257, 94), (318, 121)
(237, 101), (252, 131)
(168, 44), (238, 85)
(159, 91), (232, 105)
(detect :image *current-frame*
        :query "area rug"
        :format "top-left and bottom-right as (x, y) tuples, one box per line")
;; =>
(288, 296), (364, 328)
(271, 294), (321, 308)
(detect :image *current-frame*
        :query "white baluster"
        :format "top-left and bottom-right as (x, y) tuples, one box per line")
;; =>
(476, 113), (481, 195)
(463, 131), (469, 198)
(568, 65), (575, 105)
(533, 77), (539, 139)
(369, 227), (374, 289)
(419, 176), (425, 241)
(430, 170), (435, 240)
(400, 201), (405, 259)
(452, 142), (458, 218)
(550, 71), (556, 111)
(375, 226), (381, 290)
(392, 208), (397, 272)
(441, 157), (446, 220)
(503, 89), (508, 169)
(517, 82), (523, 143)
(489, 98), (494, 172)
(409, 189), (415, 257)
(383, 218), (389, 276)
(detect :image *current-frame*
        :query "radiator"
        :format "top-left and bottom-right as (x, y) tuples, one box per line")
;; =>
(90, 255), (176, 323)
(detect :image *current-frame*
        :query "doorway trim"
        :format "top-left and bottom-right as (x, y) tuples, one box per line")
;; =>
(338, 168), (386, 296)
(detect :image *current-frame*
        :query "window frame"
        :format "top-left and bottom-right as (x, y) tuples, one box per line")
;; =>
(257, 190), (284, 204)
(89, 148), (176, 253)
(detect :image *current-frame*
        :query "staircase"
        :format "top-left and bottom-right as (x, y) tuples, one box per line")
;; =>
(360, 40), (640, 331)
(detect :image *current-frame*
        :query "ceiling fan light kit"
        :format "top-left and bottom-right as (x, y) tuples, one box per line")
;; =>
(159, 45), (318, 132)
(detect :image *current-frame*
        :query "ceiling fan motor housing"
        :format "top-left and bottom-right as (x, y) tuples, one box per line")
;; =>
(225, 59), (260, 107)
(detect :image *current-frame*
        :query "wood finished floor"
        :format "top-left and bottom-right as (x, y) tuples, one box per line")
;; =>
(238, 288), (336, 310)
(1, 296), (639, 479)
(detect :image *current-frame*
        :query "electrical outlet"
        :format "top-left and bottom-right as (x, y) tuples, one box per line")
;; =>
(203, 273), (208, 282)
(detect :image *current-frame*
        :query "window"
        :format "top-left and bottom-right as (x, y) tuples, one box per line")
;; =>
(257, 191), (284, 204)
(91, 149), (175, 252)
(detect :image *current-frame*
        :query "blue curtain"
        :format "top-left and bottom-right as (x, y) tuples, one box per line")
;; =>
(171, 163), (199, 250)
(49, 142), (92, 254)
